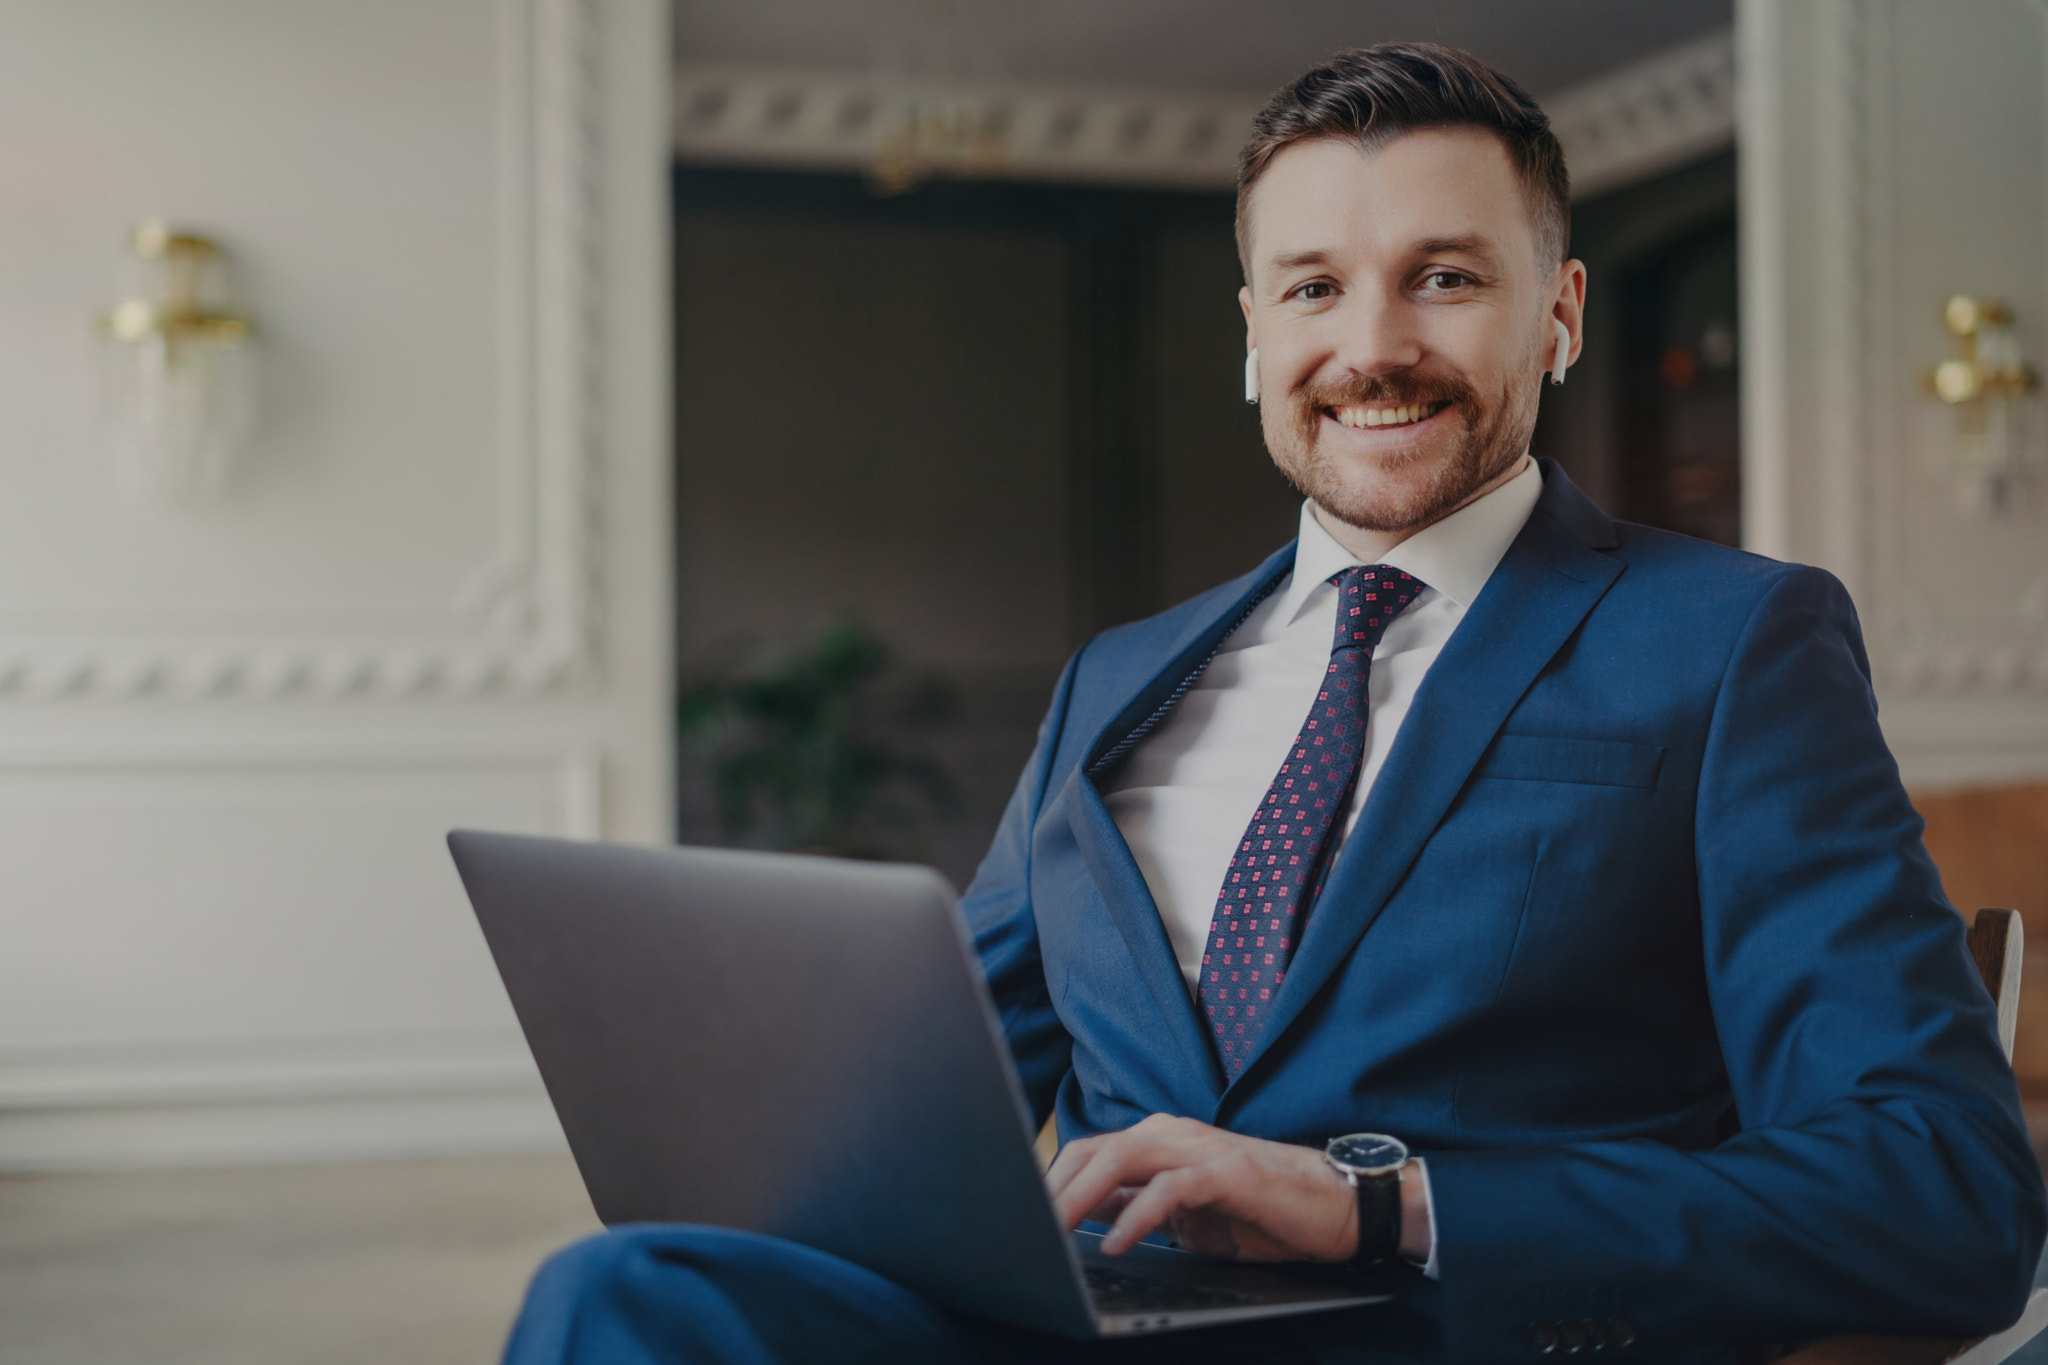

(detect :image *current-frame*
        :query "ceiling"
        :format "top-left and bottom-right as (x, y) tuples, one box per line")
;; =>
(672, 0), (1733, 99)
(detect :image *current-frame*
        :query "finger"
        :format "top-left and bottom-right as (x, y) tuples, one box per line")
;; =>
(1043, 1134), (1105, 1199)
(1047, 1116), (1214, 1199)
(1051, 1135), (1198, 1230)
(1081, 1185), (1140, 1226)
(1101, 1165), (1219, 1256)
(1049, 1119), (1229, 1226)
(1051, 1139), (1165, 1229)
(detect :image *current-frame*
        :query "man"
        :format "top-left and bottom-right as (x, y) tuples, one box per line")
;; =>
(508, 43), (2044, 1363)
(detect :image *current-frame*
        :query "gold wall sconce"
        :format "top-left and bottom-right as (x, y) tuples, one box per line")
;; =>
(95, 219), (256, 503)
(1923, 295), (2038, 515)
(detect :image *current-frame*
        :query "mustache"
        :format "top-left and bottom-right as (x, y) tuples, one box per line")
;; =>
(1294, 371), (1476, 410)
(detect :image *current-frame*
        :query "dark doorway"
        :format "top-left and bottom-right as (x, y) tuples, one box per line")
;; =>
(1614, 219), (1740, 545)
(1530, 149), (1740, 545)
(671, 168), (1296, 885)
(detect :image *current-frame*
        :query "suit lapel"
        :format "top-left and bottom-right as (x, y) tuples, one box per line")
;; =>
(1229, 472), (1627, 1087)
(1052, 767), (1226, 1099)
(1079, 546), (1295, 780)
(1055, 545), (1296, 1107)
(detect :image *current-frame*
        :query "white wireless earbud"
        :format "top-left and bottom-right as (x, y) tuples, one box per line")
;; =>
(1550, 319), (1571, 386)
(1244, 348), (1260, 405)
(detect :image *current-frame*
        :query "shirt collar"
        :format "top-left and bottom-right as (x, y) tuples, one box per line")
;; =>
(1277, 455), (1545, 625)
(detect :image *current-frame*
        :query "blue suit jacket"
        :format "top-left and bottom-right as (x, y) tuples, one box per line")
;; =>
(958, 462), (2045, 1357)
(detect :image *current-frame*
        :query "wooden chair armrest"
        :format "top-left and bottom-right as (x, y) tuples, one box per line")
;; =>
(1771, 1289), (2048, 1365)
(1770, 1335), (1973, 1365)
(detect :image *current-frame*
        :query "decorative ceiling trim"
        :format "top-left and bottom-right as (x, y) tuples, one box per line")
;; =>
(0, 0), (604, 703)
(672, 64), (1260, 189)
(1545, 29), (1735, 198)
(671, 30), (1736, 197)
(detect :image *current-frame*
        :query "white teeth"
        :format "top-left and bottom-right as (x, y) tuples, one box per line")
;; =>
(1332, 401), (1443, 429)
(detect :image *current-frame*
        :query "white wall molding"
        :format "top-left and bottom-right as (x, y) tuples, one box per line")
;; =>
(0, 1095), (563, 1171)
(1738, 0), (1793, 563)
(0, 0), (670, 1172)
(1826, 0), (2048, 701)
(670, 33), (1735, 198)
(0, 1031), (564, 1170)
(0, 736), (599, 1169)
(0, 0), (605, 704)
(0, 1033), (541, 1111)
(0, 736), (604, 837)
(1882, 697), (2048, 792)
(1809, 0), (1873, 606)
(1741, 0), (2048, 790)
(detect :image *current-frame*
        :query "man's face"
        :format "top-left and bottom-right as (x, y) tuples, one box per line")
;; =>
(1239, 128), (1583, 534)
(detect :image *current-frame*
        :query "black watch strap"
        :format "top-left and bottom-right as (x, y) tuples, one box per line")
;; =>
(1348, 1168), (1403, 1267)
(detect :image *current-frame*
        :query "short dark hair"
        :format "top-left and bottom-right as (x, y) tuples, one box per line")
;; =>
(1235, 42), (1571, 275)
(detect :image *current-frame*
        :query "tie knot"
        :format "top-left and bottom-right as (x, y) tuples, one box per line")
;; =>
(1328, 564), (1426, 656)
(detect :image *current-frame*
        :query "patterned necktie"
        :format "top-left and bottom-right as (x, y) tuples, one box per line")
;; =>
(1199, 564), (1427, 1076)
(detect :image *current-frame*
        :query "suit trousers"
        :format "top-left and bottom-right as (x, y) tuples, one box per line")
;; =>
(499, 1225), (1447, 1365)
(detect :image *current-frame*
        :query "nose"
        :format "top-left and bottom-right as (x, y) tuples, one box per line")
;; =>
(1327, 288), (1425, 378)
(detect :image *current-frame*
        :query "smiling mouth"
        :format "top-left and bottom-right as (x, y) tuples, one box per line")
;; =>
(1326, 400), (1450, 430)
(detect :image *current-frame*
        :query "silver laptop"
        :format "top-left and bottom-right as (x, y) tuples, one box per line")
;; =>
(447, 831), (1395, 1338)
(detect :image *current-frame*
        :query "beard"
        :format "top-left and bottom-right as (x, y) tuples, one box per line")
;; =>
(1261, 360), (1540, 534)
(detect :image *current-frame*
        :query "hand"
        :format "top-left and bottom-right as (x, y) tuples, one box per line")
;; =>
(1045, 1113), (1359, 1262)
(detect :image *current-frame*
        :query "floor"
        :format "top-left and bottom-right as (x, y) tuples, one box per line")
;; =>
(0, 1154), (599, 1365)
(4, 1151), (2048, 1364)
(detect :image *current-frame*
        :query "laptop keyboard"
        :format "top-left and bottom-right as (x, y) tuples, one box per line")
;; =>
(1083, 1263), (1261, 1314)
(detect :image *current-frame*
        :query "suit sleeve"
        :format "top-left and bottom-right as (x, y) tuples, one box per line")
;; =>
(956, 650), (1082, 1125)
(1423, 566), (2047, 1356)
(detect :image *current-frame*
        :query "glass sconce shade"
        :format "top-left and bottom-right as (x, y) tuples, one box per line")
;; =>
(96, 220), (255, 503)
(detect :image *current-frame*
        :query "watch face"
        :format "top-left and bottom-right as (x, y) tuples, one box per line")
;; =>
(1327, 1132), (1409, 1176)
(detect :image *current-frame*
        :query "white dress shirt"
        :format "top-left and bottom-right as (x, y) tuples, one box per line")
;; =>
(1099, 456), (1544, 1277)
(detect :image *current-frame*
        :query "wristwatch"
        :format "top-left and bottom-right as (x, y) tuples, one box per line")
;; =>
(1324, 1132), (1409, 1267)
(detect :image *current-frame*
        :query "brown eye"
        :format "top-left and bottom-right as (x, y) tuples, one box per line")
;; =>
(1296, 281), (1334, 301)
(1423, 271), (1471, 291)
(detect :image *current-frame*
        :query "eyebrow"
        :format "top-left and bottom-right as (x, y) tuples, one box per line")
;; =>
(1266, 248), (1334, 273)
(1413, 234), (1503, 268)
(1264, 234), (1507, 275)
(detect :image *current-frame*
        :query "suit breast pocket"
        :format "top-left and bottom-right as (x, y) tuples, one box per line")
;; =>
(1474, 734), (1666, 790)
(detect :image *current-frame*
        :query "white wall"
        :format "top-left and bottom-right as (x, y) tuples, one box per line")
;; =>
(1740, 0), (2048, 790)
(0, 0), (671, 1167)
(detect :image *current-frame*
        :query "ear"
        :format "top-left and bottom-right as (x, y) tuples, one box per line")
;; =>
(1239, 284), (1255, 353)
(1548, 259), (1588, 373)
